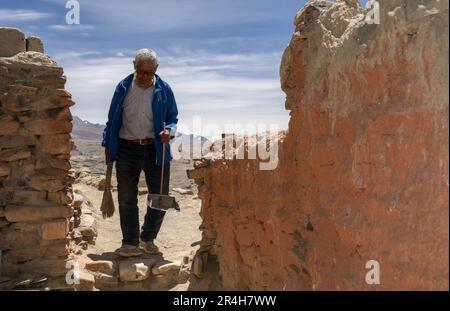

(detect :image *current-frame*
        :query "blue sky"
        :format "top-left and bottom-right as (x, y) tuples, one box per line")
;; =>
(1, 0), (361, 137)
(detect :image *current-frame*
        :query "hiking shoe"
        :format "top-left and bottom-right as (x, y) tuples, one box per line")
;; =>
(139, 240), (162, 255)
(115, 244), (143, 257)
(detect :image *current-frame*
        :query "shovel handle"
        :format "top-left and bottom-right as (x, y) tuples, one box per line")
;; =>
(160, 122), (166, 194)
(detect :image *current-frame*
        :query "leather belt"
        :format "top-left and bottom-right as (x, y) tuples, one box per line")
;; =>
(121, 137), (154, 145)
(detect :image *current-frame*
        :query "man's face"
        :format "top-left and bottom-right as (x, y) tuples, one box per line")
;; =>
(134, 60), (158, 86)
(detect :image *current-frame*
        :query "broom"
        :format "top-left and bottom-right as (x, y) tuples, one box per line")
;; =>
(100, 160), (115, 218)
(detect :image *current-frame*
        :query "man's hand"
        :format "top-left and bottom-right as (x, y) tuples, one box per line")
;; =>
(105, 147), (111, 164)
(159, 129), (171, 144)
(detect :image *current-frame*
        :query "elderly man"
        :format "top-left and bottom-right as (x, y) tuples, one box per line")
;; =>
(102, 49), (178, 257)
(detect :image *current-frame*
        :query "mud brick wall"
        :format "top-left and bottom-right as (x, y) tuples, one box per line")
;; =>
(188, 0), (449, 290)
(0, 27), (75, 278)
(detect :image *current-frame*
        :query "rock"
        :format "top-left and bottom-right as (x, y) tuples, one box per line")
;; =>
(79, 241), (88, 250)
(192, 251), (208, 279)
(24, 119), (72, 135)
(26, 36), (44, 53)
(4, 204), (73, 222)
(73, 209), (81, 226)
(341, 0), (361, 8)
(35, 158), (71, 171)
(0, 222), (41, 250)
(186, 166), (208, 179)
(79, 167), (91, 174)
(0, 277), (11, 285)
(73, 193), (84, 209)
(75, 270), (95, 291)
(40, 219), (69, 240)
(7, 84), (38, 96)
(85, 260), (116, 275)
(69, 216), (75, 231)
(178, 254), (193, 283)
(8, 258), (69, 277)
(78, 214), (97, 242)
(95, 176), (105, 189)
(14, 279), (33, 288)
(55, 107), (73, 121)
(30, 96), (74, 111)
(0, 27), (26, 57)
(193, 159), (210, 169)
(93, 272), (118, 288)
(178, 267), (191, 283)
(27, 174), (68, 192)
(0, 164), (10, 177)
(0, 190), (47, 206)
(119, 259), (156, 282)
(0, 147), (31, 162)
(38, 134), (72, 155)
(172, 188), (194, 195)
(191, 256), (203, 278)
(56, 89), (72, 98)
(0, 136), (37, 149)
(82, 176), (93, 185)
(138, 187), (148, 195)
(0, 218), (9, 229)
(58, 151), (71, 162)
(34, 167), (68, 179)
(209, 245), (220, 256)
(0, 120), (20, 136)
(151, 260), (181, 275)
(3, 242), (68, 263)
(47, 191), (72, 205)
(0, 92), (32, 113)
(80, 206), (93, 215)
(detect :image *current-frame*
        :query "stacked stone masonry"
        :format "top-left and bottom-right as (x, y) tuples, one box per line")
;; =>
(0, 27), (75, 280)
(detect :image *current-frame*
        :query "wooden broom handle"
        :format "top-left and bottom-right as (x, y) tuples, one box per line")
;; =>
(105, 161), (113, 191)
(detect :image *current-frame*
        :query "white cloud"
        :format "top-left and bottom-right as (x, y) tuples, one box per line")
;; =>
(0, 9), (53, 21)
(53, 51), (102, 61)
(41, 0), (278, 34)
(48, 24), (96, 31)
(56, 49), (289, 135)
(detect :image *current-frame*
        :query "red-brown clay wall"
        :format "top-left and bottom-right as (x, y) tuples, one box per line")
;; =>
(188, 0), (449, 290)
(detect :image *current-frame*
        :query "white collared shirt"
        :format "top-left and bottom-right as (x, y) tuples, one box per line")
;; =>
(119, 76), (156, 140)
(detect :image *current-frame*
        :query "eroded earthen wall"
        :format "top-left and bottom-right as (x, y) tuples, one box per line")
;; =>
(188, 0), (449, 290)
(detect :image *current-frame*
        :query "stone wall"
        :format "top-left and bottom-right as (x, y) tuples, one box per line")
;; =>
(0, 27), (75, 280)
(188, 0), (449, 290)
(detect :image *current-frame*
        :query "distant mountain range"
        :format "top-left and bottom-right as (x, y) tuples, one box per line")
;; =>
(72, 116), (106, 141)
(72, 116), (210, 153)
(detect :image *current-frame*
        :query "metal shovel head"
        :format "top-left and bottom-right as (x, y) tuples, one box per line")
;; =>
(147, 193), (180, 212)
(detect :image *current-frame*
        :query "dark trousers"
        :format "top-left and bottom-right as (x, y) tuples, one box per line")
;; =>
(115, 138), (170, 246)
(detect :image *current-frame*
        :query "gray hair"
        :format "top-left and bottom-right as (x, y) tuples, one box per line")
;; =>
(134, 48), (158, 65)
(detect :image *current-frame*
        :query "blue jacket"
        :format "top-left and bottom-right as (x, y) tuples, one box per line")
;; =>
(101, 73), (178, 165)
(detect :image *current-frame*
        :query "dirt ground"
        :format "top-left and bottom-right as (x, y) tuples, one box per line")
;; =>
(71, 139), (204, 290)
